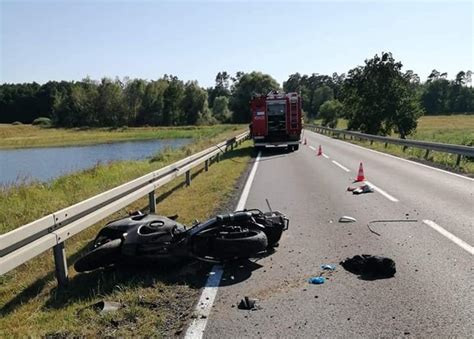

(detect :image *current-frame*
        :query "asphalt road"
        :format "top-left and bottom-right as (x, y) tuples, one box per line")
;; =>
(201, 129), (473, 338)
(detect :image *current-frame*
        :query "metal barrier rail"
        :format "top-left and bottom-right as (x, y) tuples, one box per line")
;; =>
(0, 131), (249, 286)
(306, 125), (474, 166)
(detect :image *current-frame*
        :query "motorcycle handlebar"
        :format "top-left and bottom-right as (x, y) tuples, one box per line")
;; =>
(216, 211), (253, 224)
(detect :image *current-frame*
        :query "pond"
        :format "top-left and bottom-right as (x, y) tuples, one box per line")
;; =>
(0, 138), (191, 187)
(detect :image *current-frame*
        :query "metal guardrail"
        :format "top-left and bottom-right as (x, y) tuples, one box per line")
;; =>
(0, 131), (249, 286)
(306, 125), (474, 166)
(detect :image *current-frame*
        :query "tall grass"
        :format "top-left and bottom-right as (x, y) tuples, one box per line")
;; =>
(0, 124), (244, 149)
(0, 133), (253, 336)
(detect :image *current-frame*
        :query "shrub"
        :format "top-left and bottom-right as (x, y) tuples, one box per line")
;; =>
(32, 117), (52, 126)
(11, 121), (23, 125)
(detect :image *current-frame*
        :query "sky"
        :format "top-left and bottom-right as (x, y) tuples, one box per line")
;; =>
(1, 0), (473, 87)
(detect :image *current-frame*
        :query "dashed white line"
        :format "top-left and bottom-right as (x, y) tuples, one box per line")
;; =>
(423, 220), (474, 255)
(309, 146), (316, 151)
(332, 160), (350, 172)
(306, 129), (474, 182)
(322, 153), (329, 159)
(365, 180), (399, 202)
(184, 151), (262, 339)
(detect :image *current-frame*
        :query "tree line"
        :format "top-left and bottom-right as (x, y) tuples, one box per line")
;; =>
(1, 54), (472, 136)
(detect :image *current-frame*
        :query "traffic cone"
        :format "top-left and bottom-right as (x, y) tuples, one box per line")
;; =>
(355, 162), (365, 182)
(317, 145), (323, 156)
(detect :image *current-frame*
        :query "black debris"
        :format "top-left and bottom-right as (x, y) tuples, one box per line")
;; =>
(340, 254), (396, 279)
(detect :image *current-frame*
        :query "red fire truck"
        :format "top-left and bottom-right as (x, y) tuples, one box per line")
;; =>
(250, 91), (302, 151)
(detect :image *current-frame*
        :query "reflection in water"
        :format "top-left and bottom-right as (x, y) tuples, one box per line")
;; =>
(0, 138), (190, 186)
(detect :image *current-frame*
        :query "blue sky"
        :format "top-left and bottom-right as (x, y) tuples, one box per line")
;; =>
(1, 0), (473, 87)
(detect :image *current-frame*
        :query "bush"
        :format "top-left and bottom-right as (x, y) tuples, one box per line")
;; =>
(32, 117), (52, 126)
(11, 121), (23, 125)
(319, 99), (344, 128)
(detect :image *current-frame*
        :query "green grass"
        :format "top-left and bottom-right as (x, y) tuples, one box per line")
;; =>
(0, 130), (254, 336)
(313, 115), (474, 175)
(0, 124), (244, 149)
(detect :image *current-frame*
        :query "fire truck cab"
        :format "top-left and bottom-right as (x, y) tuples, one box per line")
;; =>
(250, 91), (302, 151)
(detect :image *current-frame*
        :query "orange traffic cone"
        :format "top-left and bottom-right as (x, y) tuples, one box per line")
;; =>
(317, 145), (323, 156)
(355, 162), (365, 182)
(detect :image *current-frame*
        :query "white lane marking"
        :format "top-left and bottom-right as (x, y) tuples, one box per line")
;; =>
(309, 145), (316, 151)
(184, 151), (262, 339)
(365, 180), (399, 202)
(331, 160), (350, 172)
(305, 129), (474, 182)
(423, 220), (474, 255)
(322, 153), (329, 159)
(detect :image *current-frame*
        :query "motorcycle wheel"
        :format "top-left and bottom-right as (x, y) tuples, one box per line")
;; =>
(74, 238), (122, 272)
(211, 230), (268, 259)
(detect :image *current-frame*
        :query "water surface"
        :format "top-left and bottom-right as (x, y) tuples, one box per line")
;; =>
(0, 138), (190, 187)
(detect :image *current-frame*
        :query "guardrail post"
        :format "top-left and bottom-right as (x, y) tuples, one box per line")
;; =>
(148, 191), (156, 213)
(231, 143), (234, 151)
(424, 149), (430, 160)
(384, 142), (388, 148)
(217, 153), (221, 163)
(402, 146), (408, 152)
(456, 154), (462, 167)
(370, 140), (374, 145)
(53, 242), (68, 287)
(185, 170), (191, 186)
(205, 159), (209, 172)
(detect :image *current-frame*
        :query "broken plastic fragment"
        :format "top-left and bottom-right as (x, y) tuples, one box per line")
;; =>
(321, 264), (336, 271)
(308, 276), (325, 284)
(339, 216), (357, 223)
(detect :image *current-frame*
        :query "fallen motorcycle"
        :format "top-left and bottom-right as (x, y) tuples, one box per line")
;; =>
(74, 209), (289, 272)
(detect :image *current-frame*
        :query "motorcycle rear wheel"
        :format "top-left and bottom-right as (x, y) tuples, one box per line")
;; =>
(211, 229), (268, 259)
(74, 238), (122, 272)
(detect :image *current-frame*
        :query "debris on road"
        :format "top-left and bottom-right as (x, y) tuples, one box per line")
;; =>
(321, 264), (336, 271)
(308, 276), (326, 284)
(353, 184), (374, 195)
(238, 297), (261, 310)
(339, 216), (357, 223)
(367, 219), (418, 236)
(340, 255), (396, 279)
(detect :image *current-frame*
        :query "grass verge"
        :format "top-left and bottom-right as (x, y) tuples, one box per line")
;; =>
(0, 124), (244, 149)
(0, 136), (254, 336)
(313, 115), (474, 175)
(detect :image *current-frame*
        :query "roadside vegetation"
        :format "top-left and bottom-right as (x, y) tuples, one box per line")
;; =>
(0, 130), (253, 336)
(314, 115), (474, 175)
(0, 124), (243, 149)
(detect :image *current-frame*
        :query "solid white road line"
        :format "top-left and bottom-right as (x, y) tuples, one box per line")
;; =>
(365, 180), (399, 202)
(332, 160), (350, 172)
(305, 129), (474, 182)
(423, 220), (474, 255)
(322, 153), (329, 159)
(184, 151), (262, 339)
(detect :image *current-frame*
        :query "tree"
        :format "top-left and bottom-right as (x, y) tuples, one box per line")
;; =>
(212, 96), (231, 122)
(342, 52), (424, 138)
(319, 99), (343, 128)
(162, 75), (184, 125)
(229, 71), (280, 123)
(181, 81), (208, 125)
(96, 78), (126, 126)
(124, 78), (146, 126)
(208, 71), (232, 108)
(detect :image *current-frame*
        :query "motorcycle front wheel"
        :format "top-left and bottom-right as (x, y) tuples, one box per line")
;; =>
(74, 238), (122, 272)
(211, 229), (268, 259)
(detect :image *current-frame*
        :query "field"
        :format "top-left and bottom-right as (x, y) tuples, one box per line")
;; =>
(315, 115), (474, 174)
(0, 127), (253, 336)
(0, 124), (244, 149)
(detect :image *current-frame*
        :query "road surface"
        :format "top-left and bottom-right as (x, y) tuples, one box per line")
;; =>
(194, 129), (474, 338)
